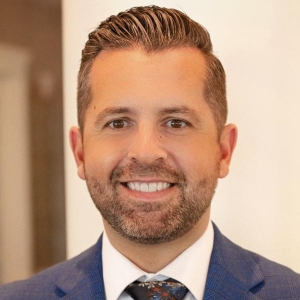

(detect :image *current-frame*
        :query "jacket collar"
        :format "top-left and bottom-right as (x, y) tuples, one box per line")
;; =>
(204, 223), (264, 300)
(53, 236), (106, 299)
(52, 223), (265, 300)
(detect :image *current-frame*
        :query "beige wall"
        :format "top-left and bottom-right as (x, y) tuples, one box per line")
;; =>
(63, 0), (300, 272)
(0, 45), (32, 283)
(0, 0), (65, 283)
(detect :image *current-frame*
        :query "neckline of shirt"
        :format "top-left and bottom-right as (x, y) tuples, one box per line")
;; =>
(102, 221), (214, 300)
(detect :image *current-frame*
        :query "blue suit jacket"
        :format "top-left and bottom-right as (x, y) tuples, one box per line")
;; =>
(1, 224), (299, 299)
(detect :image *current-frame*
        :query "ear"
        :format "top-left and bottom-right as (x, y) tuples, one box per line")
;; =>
(69, 126), (86, 180)
(218, 123), (238, 179)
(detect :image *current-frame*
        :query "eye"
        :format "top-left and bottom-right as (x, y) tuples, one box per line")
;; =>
(108, 119), (129, 129)
(166, 119), (187, 128)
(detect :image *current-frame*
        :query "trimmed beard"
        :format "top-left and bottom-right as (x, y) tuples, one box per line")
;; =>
(85, 161), (219, 244)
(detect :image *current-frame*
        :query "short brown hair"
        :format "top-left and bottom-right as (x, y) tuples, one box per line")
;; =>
(77, 5), (227, 134)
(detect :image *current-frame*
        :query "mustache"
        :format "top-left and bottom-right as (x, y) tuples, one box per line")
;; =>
(110, 161), (186, 184)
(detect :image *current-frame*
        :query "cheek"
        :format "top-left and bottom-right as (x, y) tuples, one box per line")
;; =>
(83, 142), (126, 176)
(169, 139), (220, 177)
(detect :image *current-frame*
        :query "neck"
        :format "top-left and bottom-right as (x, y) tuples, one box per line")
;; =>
(103, 210), (210, 273)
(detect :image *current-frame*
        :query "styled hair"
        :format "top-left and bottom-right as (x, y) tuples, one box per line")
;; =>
(77, 5), (227, 134)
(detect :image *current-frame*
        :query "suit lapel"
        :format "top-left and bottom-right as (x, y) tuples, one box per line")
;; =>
(54, 236), (106, 299)
(204, 224), (264, 300)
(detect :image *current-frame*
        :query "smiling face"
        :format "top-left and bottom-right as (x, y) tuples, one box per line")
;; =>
(70, 47), (237, 244)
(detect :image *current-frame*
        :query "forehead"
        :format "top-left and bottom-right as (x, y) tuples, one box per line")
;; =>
(89, 47), (208, 112)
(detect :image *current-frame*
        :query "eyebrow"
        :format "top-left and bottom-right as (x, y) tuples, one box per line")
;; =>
(158, 105), (201, 121)
(94, 107), (133, 126)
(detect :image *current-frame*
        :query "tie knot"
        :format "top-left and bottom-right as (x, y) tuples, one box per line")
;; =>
(125, 279), (188, 300)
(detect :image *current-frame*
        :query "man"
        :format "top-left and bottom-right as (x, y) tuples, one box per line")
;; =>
(0, 5), (299, 300)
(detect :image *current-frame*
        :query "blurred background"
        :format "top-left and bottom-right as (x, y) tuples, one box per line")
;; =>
(0, 0), (65, 284)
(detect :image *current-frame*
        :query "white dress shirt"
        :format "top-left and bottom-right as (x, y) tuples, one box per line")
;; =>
(102, 221), (214, 300)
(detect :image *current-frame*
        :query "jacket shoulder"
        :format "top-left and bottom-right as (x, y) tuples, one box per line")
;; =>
(211, 223), (300, 299)
(249, 250), (300, 289)
(0, 242), (99, 300)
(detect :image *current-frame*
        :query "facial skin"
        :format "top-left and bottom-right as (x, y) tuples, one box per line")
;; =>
(71, 47), (237, 248)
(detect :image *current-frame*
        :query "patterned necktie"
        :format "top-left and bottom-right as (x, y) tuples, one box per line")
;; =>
(125, 278), (188, 300)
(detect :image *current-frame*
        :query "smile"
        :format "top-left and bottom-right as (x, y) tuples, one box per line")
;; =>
(126, 182), (172, 192)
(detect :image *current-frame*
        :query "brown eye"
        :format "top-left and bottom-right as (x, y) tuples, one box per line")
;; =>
(108, 119), (128, 128)
(167, 119), (186, 128)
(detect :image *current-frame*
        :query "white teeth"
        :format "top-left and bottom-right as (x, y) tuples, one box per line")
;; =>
(157, 182), (163, 191)
(128, 182), (135, 190)
(134, 182), (140, 191)
(162, 182), (169, 190)
(148, 183), (157, 192)
(126, 182), (171, 192)
(140, 183), (148, 192)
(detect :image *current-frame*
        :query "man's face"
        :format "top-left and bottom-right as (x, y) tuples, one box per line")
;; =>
(71, 47), (236, 244)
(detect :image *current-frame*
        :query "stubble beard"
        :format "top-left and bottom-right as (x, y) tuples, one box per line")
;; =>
(85, 161), (219, 245)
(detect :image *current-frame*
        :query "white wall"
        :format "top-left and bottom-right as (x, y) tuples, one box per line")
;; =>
(63, 0), (300, 272)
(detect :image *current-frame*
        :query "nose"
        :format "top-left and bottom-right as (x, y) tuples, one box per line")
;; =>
(127, 124), (167, 165)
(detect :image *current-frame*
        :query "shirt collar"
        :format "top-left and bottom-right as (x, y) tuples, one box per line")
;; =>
(102, 221), (214, 300)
